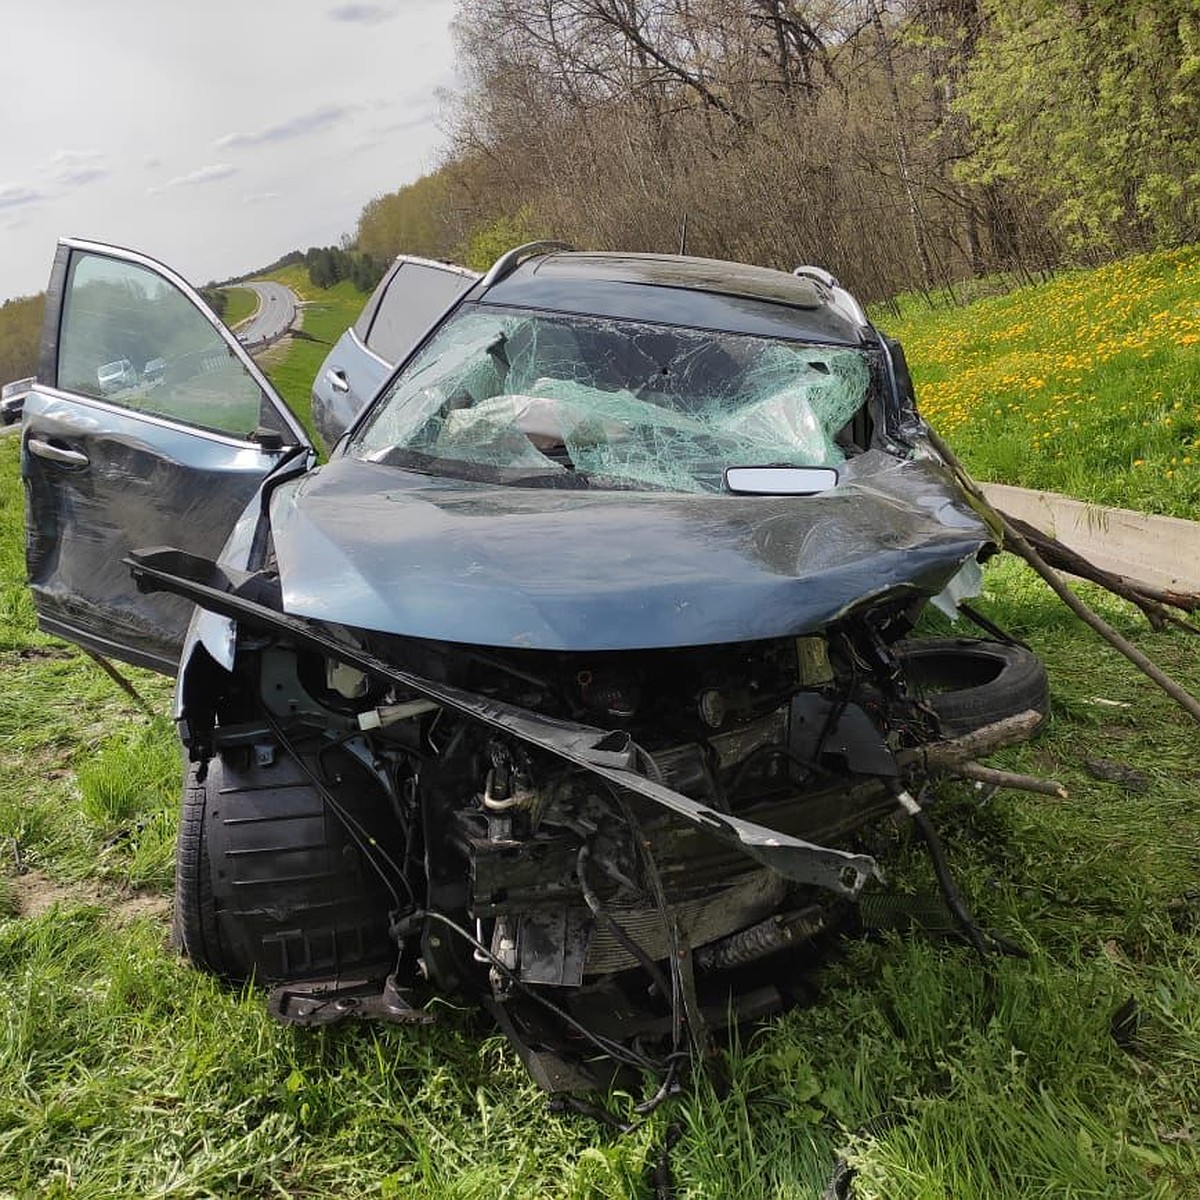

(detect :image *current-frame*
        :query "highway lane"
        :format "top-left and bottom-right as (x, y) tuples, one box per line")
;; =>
(235, 281), (297, 347)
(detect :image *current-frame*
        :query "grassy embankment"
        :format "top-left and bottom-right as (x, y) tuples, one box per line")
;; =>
(879, 243), (1200, 518)
(0, 251), (1198, 1196)
(218, 286), (258, 331)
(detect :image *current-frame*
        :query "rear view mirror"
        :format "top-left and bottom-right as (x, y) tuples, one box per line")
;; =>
(724, 466), (839, 495)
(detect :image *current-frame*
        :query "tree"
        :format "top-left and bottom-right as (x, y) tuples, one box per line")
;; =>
(957, 0), (1200, 252)
(0, 294), (44, 383)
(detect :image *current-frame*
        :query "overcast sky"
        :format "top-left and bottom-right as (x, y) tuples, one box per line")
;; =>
(0, 0), (458, 302)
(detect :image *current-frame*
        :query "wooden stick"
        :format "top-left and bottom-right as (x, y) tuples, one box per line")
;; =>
(1001, 513), (1200, 632)
(926, 427), (1200, 728)
(83, 648), (157, 717)
(896, 709), (1045, 772)
(941, 760), (1068, 799)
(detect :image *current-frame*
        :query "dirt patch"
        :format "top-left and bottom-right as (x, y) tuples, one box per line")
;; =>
(253, 334), (294, 368)
(13, 646), (76, 661)
(6, 869), (170, 924)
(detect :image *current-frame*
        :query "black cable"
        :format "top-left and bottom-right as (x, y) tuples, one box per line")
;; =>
(727, 743), (826, 797)
(912, 801), (1027, 960)
(421, 909), (665, 1073)
(610, 790), (685, 1057)
(959, 603), (1031, 651)
(634, 1061), (682, 1117)
(577, 844), (673, 1000)
(909, 805), (995, 961)
(262, 710), (414, 910)
(653, 1121), (684, 1199)
(315, 736), (417, 873)
(631, 741), (666, 784)
(814, 645), (857, 764)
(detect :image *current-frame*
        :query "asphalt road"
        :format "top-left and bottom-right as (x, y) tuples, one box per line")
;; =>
(236, 281), (297, 346)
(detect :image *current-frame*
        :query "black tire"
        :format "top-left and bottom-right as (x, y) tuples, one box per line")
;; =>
(895, 638), (1049, 738)
(173, 750), (398, 984)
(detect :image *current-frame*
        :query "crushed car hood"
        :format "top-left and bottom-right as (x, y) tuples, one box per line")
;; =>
(268, 450), (993, 650)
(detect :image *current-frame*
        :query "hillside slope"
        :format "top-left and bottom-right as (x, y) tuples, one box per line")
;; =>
(880, 245), (1200, 518)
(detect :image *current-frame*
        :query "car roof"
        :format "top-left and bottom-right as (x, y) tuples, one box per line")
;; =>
(477, 251), (870, 345)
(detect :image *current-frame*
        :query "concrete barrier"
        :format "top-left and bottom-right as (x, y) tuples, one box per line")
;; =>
(981, 482), (1200, 592)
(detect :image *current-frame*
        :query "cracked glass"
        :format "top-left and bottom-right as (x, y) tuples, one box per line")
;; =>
(352, 305), (875, 492)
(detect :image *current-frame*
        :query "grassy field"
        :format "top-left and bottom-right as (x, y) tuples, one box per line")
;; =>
(878, 244), (1200, 519)
(218, 286), (258, 330)
(1, 251), (1200, 1196)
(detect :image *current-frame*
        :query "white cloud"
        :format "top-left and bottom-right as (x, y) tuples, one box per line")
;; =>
(215, 104), (355, 150)
(46, 150), (107, 187)
(242, 191), (281, 205)
(148, 163), (238, 195)
(328, 4), (394, 23)
(0, 184), (46, 210)
(0, 0), (457, 300)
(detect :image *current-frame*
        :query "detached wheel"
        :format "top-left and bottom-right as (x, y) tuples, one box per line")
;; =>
(173, 750), (398, 984)
(895, 637), (1049, 738)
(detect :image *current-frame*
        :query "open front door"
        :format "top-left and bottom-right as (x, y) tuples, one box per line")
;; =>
(23, 238), (313, 673)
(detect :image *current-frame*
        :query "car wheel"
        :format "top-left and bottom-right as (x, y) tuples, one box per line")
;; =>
(173, 750), (398, 984)
(895, 637), (1049, 738)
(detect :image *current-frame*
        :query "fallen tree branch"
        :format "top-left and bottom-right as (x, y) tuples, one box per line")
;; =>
(940, 760), (1068, 799)
(927, 428), (1200, 728)
(999, 512), (1200, 634)
(896, 710), (1045, 773)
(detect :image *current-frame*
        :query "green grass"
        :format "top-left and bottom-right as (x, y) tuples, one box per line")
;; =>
(218, 286), (258, 329)
(2, 249), (1200, 1194)
(875, 244), (1200, 518)
(257, 274), (367, 449)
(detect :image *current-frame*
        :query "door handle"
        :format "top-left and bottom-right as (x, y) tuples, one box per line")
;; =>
(326, 368), (350, 394)
(27, 438), (90, 467)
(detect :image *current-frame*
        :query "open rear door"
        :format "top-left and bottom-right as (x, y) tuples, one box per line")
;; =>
(23, 238), (313, 673)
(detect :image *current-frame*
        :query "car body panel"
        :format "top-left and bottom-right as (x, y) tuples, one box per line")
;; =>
(268, 450), (991, 650)
(1, 375), (34, 424)
(479, 253), (865, 344)
(23, 238), (311, 673)
(310, 329), (391, 451)
(312, 256), (478, 449)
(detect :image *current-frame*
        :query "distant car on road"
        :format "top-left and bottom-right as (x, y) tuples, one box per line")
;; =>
(143, 357), (167, 386)
(1, 376), (34, 424)
(311, 255), (478, 449)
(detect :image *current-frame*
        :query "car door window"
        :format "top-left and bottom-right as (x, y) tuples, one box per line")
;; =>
(57, 252), (272, 440)
(352, 260), (400, 342)
(365, 263), (474, 363)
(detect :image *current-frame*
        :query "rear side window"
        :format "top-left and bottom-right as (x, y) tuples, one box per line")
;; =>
(365, 263), (474, 363)
(352, 262), (399, 342)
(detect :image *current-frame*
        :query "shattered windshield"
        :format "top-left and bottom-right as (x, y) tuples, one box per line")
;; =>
(351, 304), (876, 492)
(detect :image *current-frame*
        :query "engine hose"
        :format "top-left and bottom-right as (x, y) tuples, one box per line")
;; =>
(576, 844), (672, 1000)
(896, 790), (991, 960)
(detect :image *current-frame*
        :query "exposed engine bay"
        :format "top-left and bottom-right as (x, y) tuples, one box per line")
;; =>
(148, 549), (1046, 1095)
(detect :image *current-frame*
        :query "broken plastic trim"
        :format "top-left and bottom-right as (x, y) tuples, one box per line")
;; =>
(127, 546), (881, 899)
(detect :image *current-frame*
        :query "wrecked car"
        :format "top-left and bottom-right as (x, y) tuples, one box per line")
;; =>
(22, 239), (1047, 1093)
